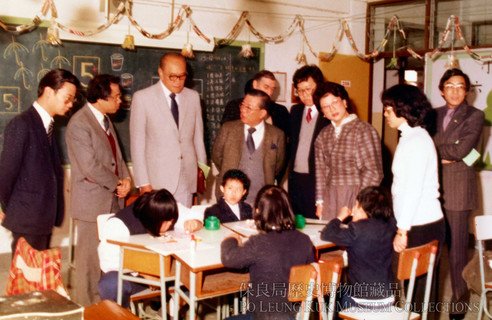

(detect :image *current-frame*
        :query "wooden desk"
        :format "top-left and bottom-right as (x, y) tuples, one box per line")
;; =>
(85, 300), (139, 320)
(172, 227), (249, 320)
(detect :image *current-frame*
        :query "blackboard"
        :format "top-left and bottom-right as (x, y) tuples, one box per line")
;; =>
(0, 26), (262, 163)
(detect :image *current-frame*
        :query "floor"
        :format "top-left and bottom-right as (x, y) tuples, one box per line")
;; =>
(0, 245), (486, 319)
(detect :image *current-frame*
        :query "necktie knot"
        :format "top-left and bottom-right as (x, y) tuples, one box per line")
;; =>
(170, 93), (176, 100)
(246, 127), (256, 154)
(306, 108), (312, 123)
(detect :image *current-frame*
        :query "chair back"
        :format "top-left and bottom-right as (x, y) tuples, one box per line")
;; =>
(6, 237), (68, 298)
(475, 215), (492, 241)
(314, 256), (343, 320)
(97, 213), (115, 241)
(397, 240), (438, 320)
(288, 264), (317, 303)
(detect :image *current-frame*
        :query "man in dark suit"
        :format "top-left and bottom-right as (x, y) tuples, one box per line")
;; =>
(288, 65), (328, 219)
(213, 89), (285, 205)
(0, 69), (80, 253)
(433, 68), (484, 320)
(66, 74), (131, 306)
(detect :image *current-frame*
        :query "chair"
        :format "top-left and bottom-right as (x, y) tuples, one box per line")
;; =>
(339, 240), (438, 320)
(476, 215), (492, 319)
(314, 255), (344, 320)
(288, 264), (318, 320)
(6, 237), (68, 297)
(96, 213), (172, 320)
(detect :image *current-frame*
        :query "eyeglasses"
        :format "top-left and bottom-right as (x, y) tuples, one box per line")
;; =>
(321, 98), (342, 109)
(168, 73), (187, 82)
(296, 87), (314, 96)
(240, 102), (261, 112)
(444, 83), (466, 91)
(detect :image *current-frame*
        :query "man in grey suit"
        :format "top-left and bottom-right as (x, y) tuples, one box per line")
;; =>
(66, 74), (131, 306)
(213, 89), (286, 205)
(433, 68), (484, 320)
(130, 53), (207, 207)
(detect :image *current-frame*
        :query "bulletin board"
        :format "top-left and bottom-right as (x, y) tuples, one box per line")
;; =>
(0, 25), (264, 163)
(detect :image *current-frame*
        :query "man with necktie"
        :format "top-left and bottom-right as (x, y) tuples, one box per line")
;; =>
(130, 52), (207, 207)
(66, 74), (131, 305)
(213, 89), (285, 205)
(288, 65), (329, 218)
(0, 69), (80, 253)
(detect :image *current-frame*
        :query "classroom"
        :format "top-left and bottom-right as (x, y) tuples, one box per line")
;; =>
(0, 0), (491, 319)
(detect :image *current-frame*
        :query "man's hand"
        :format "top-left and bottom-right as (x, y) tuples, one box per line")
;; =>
(393, 230), (408, 253)
(139, 184), (152, 195)
(116, 178), (131, 198)
(315, 204), (323, 218)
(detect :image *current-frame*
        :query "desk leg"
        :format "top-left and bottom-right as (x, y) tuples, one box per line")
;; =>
(189, 271), (196, 320)
(117, 247), (124, 305)
(159, 255), (167, 320)
(174, 260), (181, 319)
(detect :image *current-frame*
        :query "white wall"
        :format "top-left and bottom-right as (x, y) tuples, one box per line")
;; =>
(0, 0), (368, 253)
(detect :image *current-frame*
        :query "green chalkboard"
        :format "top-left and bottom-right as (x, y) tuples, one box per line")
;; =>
(0, 26), (263, 163)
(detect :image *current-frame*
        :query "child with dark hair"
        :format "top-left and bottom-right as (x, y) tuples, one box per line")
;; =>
(97, 189), (203, 307)
(320, 186), (397, 310)
(204, 169), (252, 223)
(221, 185), (315, 320)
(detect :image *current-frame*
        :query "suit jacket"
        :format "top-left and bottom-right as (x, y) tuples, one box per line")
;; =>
(0, 107), (64, 235)
(204, 197), (253, 223)
(66, 105), (130, 222)
(130, 83), (207, 194)
(433, 103), (484, 211)
(288, 103), (330, 175)
(212, 120), (286, 194)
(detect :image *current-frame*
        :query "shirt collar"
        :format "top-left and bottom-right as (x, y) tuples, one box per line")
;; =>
(331, 113), (357, 129)
(245, 120), (265, 132)
(305, 105), (319, 117)
(87, 103), (105, 128)
(33, 101), (53, 132)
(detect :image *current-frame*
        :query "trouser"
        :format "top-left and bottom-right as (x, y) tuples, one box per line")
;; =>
(288, 171), (317, 219)
(98, 271), (147, 308)
(444, 209), (471, 315)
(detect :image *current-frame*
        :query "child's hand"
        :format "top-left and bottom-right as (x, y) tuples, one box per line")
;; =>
(337, 206), (351, 221)
(184, 219), (203, 233)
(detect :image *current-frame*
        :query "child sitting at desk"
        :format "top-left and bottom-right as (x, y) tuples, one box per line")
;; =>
(97, 189), (203, 307)
(320, 186), (397, 310)
(204, 169), (253, 223)
(221, 185), (315, 320)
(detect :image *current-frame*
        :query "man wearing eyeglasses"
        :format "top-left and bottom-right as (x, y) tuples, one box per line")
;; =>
(288, 65), (329, 219)
(130, 52), (206, 207)
(433, 68), (484, 320)
(0, 69), (80, 254)
(66, 74), (131, 306)
(213, 89), (285, 205)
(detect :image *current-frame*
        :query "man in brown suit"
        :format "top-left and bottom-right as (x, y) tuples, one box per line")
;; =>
(433, 68), (484, 320)
(212, 89), (285, 205)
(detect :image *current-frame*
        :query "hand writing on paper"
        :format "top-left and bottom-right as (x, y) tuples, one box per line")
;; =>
(184, 219), (203, 233)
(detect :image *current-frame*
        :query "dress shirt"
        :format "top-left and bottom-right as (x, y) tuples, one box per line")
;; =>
(87, 103), (106, 131)
(160, 81), (180, 110)
(33, 101), (54, 133)
(244, 121), (265, 149)
(225, 201), (241, 220)
(391, 122), (443, 231)
(98, 203), (204, 273)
